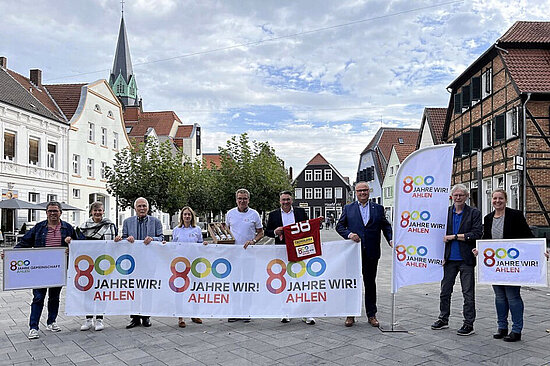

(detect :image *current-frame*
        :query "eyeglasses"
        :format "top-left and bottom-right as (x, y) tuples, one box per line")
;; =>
(47, 210), (60, 213)
(356, 189), (369, 193)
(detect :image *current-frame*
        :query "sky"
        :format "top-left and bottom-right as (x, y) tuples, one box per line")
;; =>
(2, 0), (550, 180)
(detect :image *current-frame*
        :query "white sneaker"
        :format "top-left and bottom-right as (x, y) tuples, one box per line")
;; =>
(80, 319), (93, 331)
(281, 317), (291, 323)
(46, 322), (61, 332)
(303, 317), (316, 325)
(95, 319), (104, 331)
(28, 329), (39, 339)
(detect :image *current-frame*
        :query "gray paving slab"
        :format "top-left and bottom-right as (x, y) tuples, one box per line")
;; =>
(1, 229), (550, 365)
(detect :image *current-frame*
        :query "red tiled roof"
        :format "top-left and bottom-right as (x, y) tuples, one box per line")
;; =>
(503, 48), (550, 93)
(203, 153), (221, 169)
(425, 107), (446, 144)
(7, 70), (68, 121)
(175, 125), (193, 138)
(306, 153), (330, 166)
(125, 111), (181, 138)
(44, 84), (85, 121)
(363, 128), (419, 162)
(394, 144), (416, 162)
(498, 21), (550, 44)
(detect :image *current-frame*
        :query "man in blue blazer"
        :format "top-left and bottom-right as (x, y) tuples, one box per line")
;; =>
(115, 197), (164, 329)
(336, 181), (392, 327)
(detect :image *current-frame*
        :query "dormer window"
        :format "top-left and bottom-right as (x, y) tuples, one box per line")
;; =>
(398, 138), (404, 144)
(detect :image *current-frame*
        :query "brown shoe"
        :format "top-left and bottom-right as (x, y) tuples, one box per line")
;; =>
(178, 318), (186, 328)
(368, 316), (379, 327)
(191, 318), (202, 324)
(345, 317), (355, 327)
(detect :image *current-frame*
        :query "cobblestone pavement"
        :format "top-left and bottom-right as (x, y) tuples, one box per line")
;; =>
(1, 230), (549, 365)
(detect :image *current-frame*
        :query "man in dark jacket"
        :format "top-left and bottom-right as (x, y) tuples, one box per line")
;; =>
(431, 184), (482, 336)
(265, 190), (314, 324)
(16, 201), (78, 339)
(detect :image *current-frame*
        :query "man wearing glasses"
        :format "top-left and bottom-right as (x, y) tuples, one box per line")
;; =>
(431, 184), (482, 336)
(336, 182), (392, 328)
(225, 188), (264, 322)
(16, 201), (78, 339)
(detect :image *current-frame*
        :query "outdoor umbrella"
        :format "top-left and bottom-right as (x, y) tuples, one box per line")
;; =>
(0, 198), (43, 232)
(37, 202), (84, 211)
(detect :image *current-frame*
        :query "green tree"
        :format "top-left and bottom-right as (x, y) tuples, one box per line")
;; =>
(105, 138), (187, 216)
(218, 133), (292, 214)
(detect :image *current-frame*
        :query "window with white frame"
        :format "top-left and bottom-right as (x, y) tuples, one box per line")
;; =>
(72, 154), (80, 175)
(113, 132), (119, 149)
(314, 170), (322, 181)
(305, 170), (312, 181)
(295, 188), (303, 199)
(506, 172), (520, 210)
(314, 188), (322, 199)
(47, 194), (57, 202)
(100, 161), (107, 179)
(481, 68), (492, 99)
(335, 187), (343, 199)
(72, 188), (81, 199)
(325, 187), (332, 199)
(305, 188), (313, 199)
(482, 121), (492, 148)
(506, 107), (519, 139)
(493, 175), (504, 190)
(28, 192), (39, 221)
(483, 178), (492, 216)
(88, 122), (95, 142)
(87, 158), (95, 178)
(101, 128), (107, 146)
(324, 169), (332, 181)
(29, 137), (39, 165)
(47, 143), (57, 169)
(4, 131), (16, 161)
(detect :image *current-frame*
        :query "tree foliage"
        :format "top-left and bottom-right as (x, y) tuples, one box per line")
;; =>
(105, 133), (292, 219)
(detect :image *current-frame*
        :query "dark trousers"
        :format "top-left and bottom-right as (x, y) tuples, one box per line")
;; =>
(29, 287), (62, 330)
(361, 255), (379, 318)
(438, 260), (475, 326)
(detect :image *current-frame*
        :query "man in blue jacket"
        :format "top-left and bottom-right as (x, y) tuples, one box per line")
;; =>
(336, 182), (392, 327)
(16, 201), (78, 339)
(115, 197), (163, 329)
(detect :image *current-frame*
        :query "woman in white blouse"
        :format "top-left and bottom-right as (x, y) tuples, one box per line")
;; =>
(172, 206), (204, 328)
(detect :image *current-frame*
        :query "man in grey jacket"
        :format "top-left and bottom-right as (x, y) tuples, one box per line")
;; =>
(115, 197), (163, 329)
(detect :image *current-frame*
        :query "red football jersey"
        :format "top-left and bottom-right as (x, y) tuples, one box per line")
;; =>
(283, 217), (322, 262)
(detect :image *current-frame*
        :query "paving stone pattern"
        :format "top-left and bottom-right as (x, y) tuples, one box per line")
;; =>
(1, 230), (549, 365)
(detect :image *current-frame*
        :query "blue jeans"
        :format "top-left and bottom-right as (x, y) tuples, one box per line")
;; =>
(29, 287), (62, 330)
(492, 285), (523, 333)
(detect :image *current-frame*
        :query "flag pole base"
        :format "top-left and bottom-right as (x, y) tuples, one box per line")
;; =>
(378, 322), (408, 333)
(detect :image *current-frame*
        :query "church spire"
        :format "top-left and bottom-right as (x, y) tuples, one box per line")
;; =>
(109, 12), (139, 108)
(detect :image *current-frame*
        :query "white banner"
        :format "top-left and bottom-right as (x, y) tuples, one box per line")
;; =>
(476, 239), (548, 286)
(65, 240), (362, 317)
(3, 248), (67, 290)
(392, 144), (455, 292)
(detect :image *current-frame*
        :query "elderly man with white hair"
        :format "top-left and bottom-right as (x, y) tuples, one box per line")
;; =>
(115, 197), (163, 328)
(431, 184), (482, 336)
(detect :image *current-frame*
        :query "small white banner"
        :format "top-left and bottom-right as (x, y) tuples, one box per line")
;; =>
(476, 238), (548, 286)
(391, 144), (455, 293)
(65, 240), (362, 317)
(2, 248), (67, 290)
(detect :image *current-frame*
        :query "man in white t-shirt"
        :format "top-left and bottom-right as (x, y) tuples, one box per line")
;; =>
(225, 188), (264, 248)
(225, 188), (264, 323)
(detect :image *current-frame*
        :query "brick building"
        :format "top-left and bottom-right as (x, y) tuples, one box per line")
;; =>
(443, 21), (550, 228)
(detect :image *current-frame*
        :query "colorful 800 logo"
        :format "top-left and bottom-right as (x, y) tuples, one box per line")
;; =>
(395, 245), (428, 261)
(169, 257), (231, 293)
(266, 258), (326, 294)
(403, 175), (434, 193)
(10, 259), (30, 271)
(483, 248), (519, 267)
(400, 210), (431, 228)
(74, 254), (135, 291)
